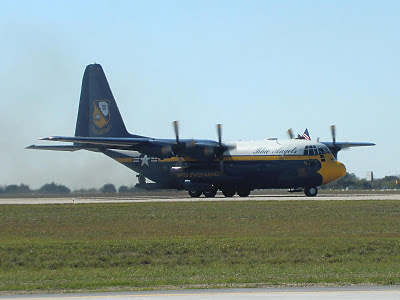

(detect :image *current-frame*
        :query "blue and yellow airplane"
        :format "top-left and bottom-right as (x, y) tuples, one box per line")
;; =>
(27, 64), (375, 197)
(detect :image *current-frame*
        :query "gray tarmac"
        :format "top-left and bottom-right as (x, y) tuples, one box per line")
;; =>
(2, 286), (400, 300)
(0, 192), (400, 204)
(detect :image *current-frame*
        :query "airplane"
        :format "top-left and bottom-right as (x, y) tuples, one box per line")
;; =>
(27, 64), (375, 197)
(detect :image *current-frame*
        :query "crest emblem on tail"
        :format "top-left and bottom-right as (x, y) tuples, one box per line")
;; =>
(93, 99), (111, 129)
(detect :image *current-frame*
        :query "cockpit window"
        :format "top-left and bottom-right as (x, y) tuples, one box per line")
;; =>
(304, 145), (330, 156)
(304, 145), (318, 156)
(322, 145), (331, 154)
(304, 146), (309, 156)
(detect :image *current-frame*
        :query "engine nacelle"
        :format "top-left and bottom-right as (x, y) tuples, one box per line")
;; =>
(181, 145), (216, 160)
(139, 145), (173, 158)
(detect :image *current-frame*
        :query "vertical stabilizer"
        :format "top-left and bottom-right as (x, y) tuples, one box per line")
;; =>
(75, 64), (130, 137)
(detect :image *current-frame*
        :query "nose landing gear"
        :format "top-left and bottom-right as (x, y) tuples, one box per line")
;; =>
(304, 186), (318, 197)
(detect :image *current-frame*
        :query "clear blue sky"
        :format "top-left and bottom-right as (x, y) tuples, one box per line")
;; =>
(1, 1), (398, 188)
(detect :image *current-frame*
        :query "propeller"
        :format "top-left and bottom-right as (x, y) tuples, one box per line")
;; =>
(330, 125), (336, 146)
(172, 121), (195, 157)
(172, 120), (181, 155)
(331, 125), (350, 151)
(330, 125), (340, 159)
(287, 128), (294, 139)
(172, 121), (229, 168)
(173, 120), (179, 144)
(217, 123), (222, 145)
(216, 124), (225, 172)
(172, 121), (183, 163)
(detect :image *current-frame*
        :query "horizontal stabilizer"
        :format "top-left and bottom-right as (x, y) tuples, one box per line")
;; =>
(26, 145), (86, 152)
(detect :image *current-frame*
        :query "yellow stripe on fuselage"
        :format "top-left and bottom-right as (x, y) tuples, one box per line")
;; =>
(160, 155), (330, 162)
(114, 157), (133, 163)
(114, 154), (338, 164)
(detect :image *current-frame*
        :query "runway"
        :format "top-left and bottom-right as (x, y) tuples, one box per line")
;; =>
(0, 192), (399, 204)
(2, 286), (400, 299)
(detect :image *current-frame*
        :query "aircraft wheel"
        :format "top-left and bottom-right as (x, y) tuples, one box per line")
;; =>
(237, 187), (251, 197)
(222, 188), (236, 197)
(188, 190), (202, 198)
(203, 189), (217, 198)
(304, 186), (318, 197)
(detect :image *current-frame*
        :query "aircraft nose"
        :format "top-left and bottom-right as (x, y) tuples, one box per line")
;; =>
(336, 161), (347, 179)
(320, 161), (347, 185)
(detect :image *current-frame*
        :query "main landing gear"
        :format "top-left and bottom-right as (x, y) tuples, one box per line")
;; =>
(237, 187), (251, 197)
(188, 186), (252, 198)
(188, 190), (202, 198)
(188, 189), (217, 198)
(203, 189), (217, 198)
(221, 188), (235, 197)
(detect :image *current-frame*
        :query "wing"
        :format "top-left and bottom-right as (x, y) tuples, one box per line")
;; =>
(322, 142), (376, 149)
(29, 136), (228, 160)
(321, 141), (375, 159)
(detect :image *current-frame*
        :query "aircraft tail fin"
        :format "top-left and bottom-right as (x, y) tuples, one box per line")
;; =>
(75, 64), (132, 138)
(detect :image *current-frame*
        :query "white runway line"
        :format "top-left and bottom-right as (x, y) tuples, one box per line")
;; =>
(0, 193), (400, 204)
(2, 286), (400, 300)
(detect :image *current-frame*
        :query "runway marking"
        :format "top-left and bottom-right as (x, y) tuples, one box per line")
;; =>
(1, 193), (400, 205)
(4, 289), (400, 299)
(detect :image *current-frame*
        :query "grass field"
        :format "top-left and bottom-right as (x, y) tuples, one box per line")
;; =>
(1, 200), (400, 293)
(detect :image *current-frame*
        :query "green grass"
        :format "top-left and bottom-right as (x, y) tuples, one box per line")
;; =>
(1, 200), (400, 292)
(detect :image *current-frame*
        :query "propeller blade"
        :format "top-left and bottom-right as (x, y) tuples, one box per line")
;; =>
(330, 125), (336, 146)
(287, 128), (294, 139)
(216, 124), (224, 172)
(173, 121), (179, 144)
(217, 124), (222, 145)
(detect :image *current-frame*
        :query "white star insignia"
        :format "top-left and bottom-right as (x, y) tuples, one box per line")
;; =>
(140, 155), (150, 167)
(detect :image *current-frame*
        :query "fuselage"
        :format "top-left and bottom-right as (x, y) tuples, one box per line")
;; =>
(103, 138), (346, 191)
